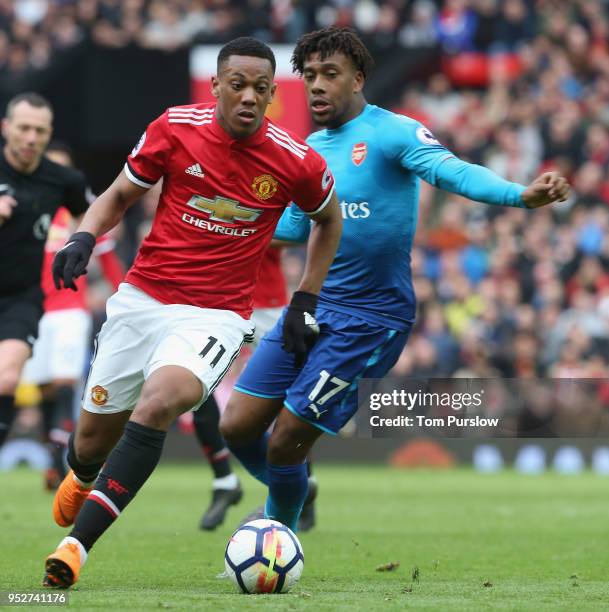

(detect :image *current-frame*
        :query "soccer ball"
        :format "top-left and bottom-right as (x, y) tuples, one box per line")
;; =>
(224, 519), (304, 594)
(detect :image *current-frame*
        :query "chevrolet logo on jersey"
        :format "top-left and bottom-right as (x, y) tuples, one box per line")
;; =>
(187, 195), (261, 223)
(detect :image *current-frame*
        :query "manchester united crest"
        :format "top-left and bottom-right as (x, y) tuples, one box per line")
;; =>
(90, 385), (109, 406)
(351, 142), (367, 166)
(252, 174), (278, 200)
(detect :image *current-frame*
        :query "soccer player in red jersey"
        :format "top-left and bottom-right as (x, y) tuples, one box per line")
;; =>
(22, 142), (125, 491)
(42, 37), (342, 589)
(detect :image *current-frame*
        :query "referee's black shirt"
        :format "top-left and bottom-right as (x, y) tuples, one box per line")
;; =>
(0, 150), (88, 297)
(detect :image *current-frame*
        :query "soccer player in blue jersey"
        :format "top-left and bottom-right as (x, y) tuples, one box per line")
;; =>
(219, 27), (570, 531)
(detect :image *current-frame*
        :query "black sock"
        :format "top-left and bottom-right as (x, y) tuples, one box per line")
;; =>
(67, 433), (104, 484)
(0, 395), (16, 447)
(193, 395), (232, 479)
(70, 421), (166, 551)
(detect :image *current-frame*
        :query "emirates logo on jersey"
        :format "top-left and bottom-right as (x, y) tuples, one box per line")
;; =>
(351, 142), (367, 166)
(252, 174), (278, 200)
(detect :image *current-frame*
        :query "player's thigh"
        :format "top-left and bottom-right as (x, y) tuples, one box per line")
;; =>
(221, 390), (284, 446)
(234, 311), (299, 400)
(0, 288), (42, 388)
(146, 305), (255, 409)
(0, 339), (32, 391)
(285, 312), (410, 435)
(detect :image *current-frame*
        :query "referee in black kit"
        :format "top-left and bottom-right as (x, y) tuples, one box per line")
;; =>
(0, 93), (88, 447)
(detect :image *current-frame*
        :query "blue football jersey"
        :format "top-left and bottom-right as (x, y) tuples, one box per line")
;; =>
(275, 104), (526, 331)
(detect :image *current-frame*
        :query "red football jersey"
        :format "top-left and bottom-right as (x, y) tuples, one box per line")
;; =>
(42, 208), (123, 312)
(253, 246), (287, 309)
(124, 103), (334, 318)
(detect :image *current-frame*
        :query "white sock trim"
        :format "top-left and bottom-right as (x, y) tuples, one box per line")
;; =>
(60, 536), (88, 566)
(213, 473), (239, 490)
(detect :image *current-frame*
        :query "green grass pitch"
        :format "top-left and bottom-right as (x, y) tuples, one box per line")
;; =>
(2, 464), (609, 611)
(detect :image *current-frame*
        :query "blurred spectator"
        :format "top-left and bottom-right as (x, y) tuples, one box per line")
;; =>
(434, 0), (478, 54)
(420, 72), (463, 131)
(398, 0), (437, 48)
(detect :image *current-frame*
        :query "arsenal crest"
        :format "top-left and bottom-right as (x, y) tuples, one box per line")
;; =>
(351, 142), (367, 166)
(252, 174), (278, 200)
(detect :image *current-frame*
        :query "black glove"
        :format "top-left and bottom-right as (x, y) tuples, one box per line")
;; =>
(52, 231), (96, 291)
(282, 291), (320, 368)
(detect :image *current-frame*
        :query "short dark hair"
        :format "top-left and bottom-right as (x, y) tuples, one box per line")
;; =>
(217, 37), (276, 74)
(5, 92), (53, 119)
(291, 27), (374, 78)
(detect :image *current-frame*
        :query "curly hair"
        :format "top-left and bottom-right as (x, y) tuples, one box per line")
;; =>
(291, 27), (374, 78)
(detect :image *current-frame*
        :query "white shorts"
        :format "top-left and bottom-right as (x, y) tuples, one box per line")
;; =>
(250, 306), (284, 348)
(83, 283), (254, 414)
(23, 309), (92, 384)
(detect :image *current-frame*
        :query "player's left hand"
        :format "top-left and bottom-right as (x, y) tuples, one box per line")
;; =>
(282, 291), (320, 368)
(521, 171), (570, 209)
(52, 231), (96, 291)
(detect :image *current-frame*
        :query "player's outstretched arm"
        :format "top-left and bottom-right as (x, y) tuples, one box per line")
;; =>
(520, 171), (570, 208)
(431, 156), (570, 209)
(53, 171), (147, 290)
(396, 119), (570, 209)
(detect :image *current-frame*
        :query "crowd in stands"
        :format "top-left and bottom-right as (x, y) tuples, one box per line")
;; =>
(3, 0), (609, 380)
(388, 0), (609, 379)
(0, 0), (588, 70)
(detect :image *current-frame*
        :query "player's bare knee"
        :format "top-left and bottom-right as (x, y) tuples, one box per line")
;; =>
(133, 368), (203, 430)
(73, 430), (109, 464)
(267, 427), (309, 465)
(0, 368), (21, 394)
(132, 392), (178, 430)
(219, 409), (247, 447)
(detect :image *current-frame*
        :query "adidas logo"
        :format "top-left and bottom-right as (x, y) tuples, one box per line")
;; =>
(185, 163), (204, 178)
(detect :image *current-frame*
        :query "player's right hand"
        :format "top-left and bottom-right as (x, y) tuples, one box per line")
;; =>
(522, 171), (570, 208)
(0, 194), (17, 225)
(52, 231), (96, 291)
(282, 291), (320, 368)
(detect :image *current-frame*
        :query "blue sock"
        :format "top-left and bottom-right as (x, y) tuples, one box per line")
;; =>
(228, 432), (270, 485)
(265, 462), (308, 532)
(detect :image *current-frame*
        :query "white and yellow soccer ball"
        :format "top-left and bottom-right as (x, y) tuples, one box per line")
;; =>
(224, 519), (304, 594)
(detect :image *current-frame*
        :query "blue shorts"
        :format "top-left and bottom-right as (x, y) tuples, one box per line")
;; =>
(235, 308), (411, 435)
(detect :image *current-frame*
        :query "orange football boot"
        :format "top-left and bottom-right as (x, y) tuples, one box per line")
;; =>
(43, 538), (87, 589)
(53, 470), (93, 527)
